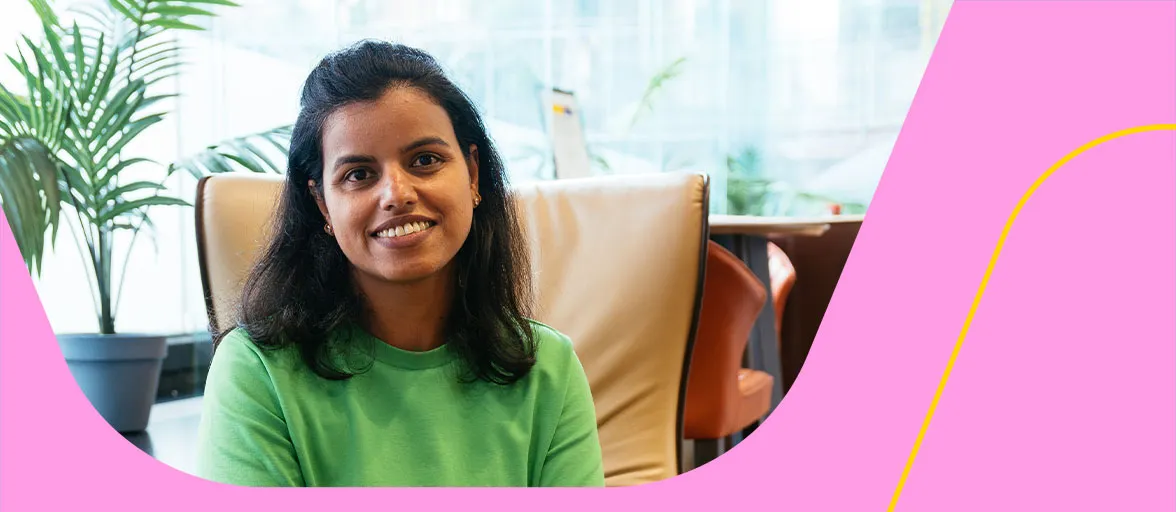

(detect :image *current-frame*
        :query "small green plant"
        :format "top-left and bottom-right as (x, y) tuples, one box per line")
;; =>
(724, 146), (873, 216)
(725, 146), (772, 215)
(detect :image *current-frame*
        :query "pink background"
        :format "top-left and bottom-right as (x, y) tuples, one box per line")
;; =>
(2, 1), (1173, 510)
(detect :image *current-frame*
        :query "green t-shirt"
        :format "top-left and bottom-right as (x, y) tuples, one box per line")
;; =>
(195, 320), (605, 487)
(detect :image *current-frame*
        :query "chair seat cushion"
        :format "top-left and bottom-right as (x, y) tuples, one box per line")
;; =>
(734, 369), (773, 433)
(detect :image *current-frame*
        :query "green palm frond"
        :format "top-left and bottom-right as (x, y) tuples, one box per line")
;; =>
(629, 56), (688, 130)
(110, 0), (239, 32)
(0, 24), (70, 273)
(109, 0), (233, 88)
(27, 0), (61, 28)
(0, 137), (61, 274)
(171, 125), (292, 177)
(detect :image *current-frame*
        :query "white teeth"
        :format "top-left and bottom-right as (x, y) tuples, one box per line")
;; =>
(376, 221), (432, 238)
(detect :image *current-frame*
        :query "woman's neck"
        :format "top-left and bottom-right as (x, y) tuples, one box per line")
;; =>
(352, 264), (455, 352)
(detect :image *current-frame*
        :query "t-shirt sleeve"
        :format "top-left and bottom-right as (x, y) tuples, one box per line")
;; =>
(195, 330), (305, 486)
(538, 333), (606, 487)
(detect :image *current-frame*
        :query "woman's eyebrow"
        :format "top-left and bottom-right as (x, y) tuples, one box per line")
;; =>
(401, 136), (450, 153)
(332, 154), (377, 171)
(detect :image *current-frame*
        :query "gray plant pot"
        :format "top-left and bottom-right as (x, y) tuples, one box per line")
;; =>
(57, 333), (168, 433)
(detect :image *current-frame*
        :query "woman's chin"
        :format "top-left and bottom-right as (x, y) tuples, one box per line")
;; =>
(366, 263), (445, 285)
(350, 250), (456, 287)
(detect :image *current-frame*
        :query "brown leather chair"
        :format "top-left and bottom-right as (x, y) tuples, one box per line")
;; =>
(767, 241), (797, 342)
(196, 172), (710, 486)
(682, 240), (773, 467)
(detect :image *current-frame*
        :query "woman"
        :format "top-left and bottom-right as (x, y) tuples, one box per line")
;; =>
(195, 40), (605, 487)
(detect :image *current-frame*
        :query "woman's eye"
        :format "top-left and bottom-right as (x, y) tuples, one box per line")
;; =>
(345, 168), (372, 182)
(412, 154), (442, 168)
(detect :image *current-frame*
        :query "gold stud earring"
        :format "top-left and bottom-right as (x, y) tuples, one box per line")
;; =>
(324, 223), (334, 236)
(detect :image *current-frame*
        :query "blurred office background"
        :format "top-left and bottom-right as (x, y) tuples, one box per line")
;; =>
(2, 0), (950, 397)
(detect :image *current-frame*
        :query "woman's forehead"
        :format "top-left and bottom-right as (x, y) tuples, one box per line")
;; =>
(322, 88), (456, 151)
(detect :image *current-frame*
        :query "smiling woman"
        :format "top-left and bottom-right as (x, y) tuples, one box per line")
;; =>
(195, 40), (605, 487)
(313, 87), (481, 309)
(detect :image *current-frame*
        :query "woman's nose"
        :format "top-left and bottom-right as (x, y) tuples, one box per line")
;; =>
(378, 168), (418, 210)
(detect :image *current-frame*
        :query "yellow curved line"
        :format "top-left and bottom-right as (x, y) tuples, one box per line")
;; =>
(888, 123), (1176, 511)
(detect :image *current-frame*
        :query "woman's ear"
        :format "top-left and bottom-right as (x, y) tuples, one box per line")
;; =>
(308, 180), (330, 222)
(467, 144), (480, 190)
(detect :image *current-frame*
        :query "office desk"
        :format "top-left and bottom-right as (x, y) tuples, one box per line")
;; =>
(708, 215), (848, 410)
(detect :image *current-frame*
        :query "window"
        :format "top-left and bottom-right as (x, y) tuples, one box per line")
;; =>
(6, 0), (951, 336)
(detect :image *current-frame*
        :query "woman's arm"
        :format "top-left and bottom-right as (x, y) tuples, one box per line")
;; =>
(195, 331), (305, 486)
(538, 339), (606, 487)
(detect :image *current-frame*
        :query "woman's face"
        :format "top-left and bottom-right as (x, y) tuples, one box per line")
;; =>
(313, 86), (479, 287)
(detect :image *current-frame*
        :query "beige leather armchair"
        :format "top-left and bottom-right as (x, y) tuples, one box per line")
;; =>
(196, 172), (710, 486)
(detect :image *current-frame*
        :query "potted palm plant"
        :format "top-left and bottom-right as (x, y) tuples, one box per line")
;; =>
(0, 0), (287, 432)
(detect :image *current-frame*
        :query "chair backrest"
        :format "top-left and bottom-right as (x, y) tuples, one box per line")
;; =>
(511, 173), (708, 484)
(767, 241), (797, 340)
(196, 173), (284, 333)
(683, 241), (768, 439)
(196, 172), (710, 487)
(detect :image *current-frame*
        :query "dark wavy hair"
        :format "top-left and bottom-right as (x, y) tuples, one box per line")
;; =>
(222, 40), (536, 384)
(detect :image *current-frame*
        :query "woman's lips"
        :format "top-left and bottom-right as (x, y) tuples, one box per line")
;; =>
(370, 221), (436, 249)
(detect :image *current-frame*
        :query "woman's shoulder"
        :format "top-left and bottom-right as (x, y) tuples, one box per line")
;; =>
(215, 327), (260, 356)
(206, 327), (318, 397)
(213, 327), (299, 369)
(521, 320), (595, 414)
(524, 319), (585, 374)
(526, 319), (573, 353)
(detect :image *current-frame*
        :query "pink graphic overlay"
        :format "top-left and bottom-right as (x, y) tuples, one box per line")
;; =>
(1, 1), (1173, 511)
